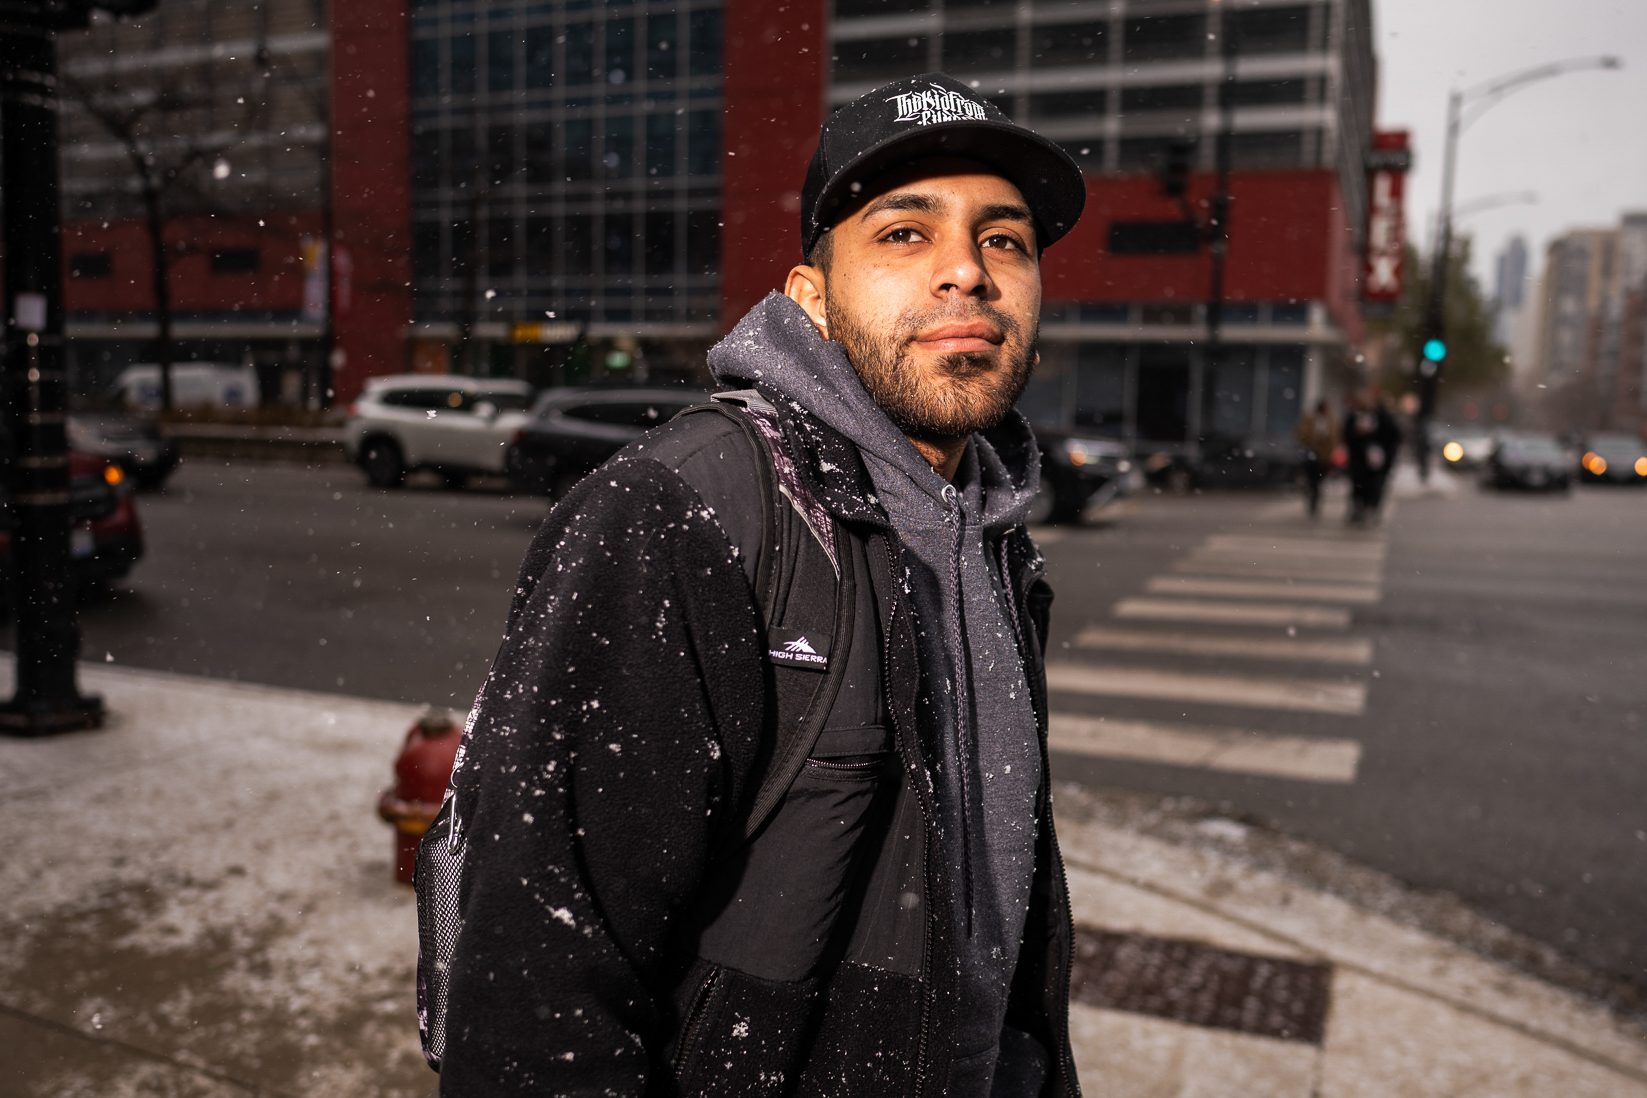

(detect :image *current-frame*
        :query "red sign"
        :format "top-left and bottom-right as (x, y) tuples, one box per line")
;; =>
(1363, 130), (1411, 305)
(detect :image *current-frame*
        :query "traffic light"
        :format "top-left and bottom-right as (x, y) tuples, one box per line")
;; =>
(1160, 138), (1194, 199)
(1422, 338), (1447, 363)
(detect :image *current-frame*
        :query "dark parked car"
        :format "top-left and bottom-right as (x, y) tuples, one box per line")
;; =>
(0, 451), (144, 611)
(1578, 433), (1647, 485)
(1013, 426), (1141, 524)
(67, 412), (180, 490)
(1143, 436), (1305, 492)
(507, 386), (707, 495)
(1483, 434), (1573, 493)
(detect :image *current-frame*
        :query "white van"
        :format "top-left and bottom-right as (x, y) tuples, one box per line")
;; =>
(111, 362), (261, 410)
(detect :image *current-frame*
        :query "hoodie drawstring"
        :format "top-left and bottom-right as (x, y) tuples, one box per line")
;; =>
(941, 482), (976, 935)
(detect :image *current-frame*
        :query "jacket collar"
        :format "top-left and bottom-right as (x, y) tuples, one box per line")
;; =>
(755, 385), (891, 529)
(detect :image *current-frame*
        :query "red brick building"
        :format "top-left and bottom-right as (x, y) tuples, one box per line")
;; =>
(56, 0), (1393, 442)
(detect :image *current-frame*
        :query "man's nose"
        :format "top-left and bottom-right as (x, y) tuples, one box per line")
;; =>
(929, 236), (992, 299)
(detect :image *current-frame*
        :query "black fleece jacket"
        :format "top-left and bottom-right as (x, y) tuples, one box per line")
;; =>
(436, 389), (1078, 1096)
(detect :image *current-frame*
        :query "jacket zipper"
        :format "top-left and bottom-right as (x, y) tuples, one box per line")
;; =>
(1002, 530), (1079, 1096)
(1020, 534), (1079, 1097)
(671, 967), (720, 1075)
(878, 532), (937, 1098)
(1050, 822), (1079, 1096)
(806, 757), (882, 772)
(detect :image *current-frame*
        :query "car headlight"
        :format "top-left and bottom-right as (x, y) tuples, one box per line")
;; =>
(1442, 441), (1464, 463)
(1063, 440), (1105, 467)
(1635, 457), (1647, 477)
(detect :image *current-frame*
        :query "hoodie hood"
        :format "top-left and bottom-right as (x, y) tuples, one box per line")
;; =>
(709, 293), (1040, 532)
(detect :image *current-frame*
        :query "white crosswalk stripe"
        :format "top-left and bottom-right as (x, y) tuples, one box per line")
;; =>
(1113, 597), (1352, 629)
(1049, 713), (1362, 783)
(1045, 663), (1366, 715)
(1071, 625), (1374, 666)
(1145, 576), (1381, 603)
(1047, 506), (1395, 784)
(1203, 534), (1386, 561)
(1168, 555), (1384, 584)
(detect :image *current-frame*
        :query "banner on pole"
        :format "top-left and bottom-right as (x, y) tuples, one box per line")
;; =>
(1363, 130), (1412, 307)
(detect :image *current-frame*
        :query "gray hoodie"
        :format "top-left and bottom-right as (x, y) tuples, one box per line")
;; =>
(710, 293), (1047, 1096)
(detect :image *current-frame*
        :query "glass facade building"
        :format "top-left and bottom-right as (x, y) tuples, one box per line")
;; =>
(52, 0), (1383, 418)
(408, 0), (727, 367)
(54, 0), (333, 398)
(830, 0), (1377, 448)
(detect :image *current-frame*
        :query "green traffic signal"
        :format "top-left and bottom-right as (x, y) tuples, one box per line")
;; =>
(1422, 338), (1447, 363)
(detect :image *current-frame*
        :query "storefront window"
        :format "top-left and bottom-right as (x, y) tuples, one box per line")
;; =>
(1264, 347), (1306, 438)
(1074, 345), (1129, 434)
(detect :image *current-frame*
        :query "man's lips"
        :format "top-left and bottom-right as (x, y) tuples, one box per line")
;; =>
(914, 323), (1004, 353)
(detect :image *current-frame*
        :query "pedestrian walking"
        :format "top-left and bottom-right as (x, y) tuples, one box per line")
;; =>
(1294, 398), (1340, 518)
(417, 73), (1086, 1097)
(1343, 387), (1402, 524)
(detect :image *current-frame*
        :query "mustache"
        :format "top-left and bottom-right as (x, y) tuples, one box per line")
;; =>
(895, 301), (1022, 344)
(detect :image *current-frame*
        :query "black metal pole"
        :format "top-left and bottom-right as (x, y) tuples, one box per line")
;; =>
(1413, 89), (1460, 484)
(0, 23), (104, 735)
(1203, 10), (1237, 426)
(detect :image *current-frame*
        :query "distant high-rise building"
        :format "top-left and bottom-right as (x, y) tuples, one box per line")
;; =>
(1494, 236), (1528, 311)
(1600, 213), (1647, 433)
(1535, 229), (1612, 387)
(1492, 235), (1528, 365)
(1531, 214), (1647, 433)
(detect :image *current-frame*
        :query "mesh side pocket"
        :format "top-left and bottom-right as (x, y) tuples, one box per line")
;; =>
(415, 797), (466, 1071)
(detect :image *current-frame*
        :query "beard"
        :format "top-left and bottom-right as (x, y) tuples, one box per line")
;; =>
(824, 297), (1039, 444)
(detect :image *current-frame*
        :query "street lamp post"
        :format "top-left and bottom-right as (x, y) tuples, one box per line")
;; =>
(1, 19), (108, 733)
(0, 0), (156, 735)
(1414, 55), (1622, 480)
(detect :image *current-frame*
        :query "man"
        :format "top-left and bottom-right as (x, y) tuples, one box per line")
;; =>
(424, 73), (1086, 1097)
(1295, 398), (1340, 518)
(1343, 386), (1402, 524)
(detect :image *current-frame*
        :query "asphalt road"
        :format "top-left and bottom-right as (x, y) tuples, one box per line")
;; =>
(1036, 476), (1647, 992)
(10, 458), (1647, 992)
(60, 462), (544, 709)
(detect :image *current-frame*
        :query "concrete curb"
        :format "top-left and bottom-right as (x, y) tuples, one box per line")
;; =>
(1053, 784), (1647, 1096)
(164, 423), (347, 466)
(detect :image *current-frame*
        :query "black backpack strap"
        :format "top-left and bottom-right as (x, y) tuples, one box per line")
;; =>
(682, 392), (859, 841)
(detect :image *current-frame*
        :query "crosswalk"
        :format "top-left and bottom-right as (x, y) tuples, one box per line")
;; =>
(1045, 494), (1388, 785)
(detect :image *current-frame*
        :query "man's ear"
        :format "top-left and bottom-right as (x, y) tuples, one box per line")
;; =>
(784, 265), (829, 338)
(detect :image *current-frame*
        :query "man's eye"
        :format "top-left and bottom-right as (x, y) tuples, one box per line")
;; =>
(881, 227), (926, 245)
(983, 233), (1026, 252)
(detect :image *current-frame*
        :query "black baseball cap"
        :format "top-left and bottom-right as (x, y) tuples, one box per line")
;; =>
(801, 72), (1086, 256)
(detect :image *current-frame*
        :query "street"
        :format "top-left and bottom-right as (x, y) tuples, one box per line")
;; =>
(1036, 477), (1647, 992)
(17, 459), (1647, 996)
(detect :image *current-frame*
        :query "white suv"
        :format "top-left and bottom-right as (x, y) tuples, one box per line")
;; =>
(344, 374), (536, 489)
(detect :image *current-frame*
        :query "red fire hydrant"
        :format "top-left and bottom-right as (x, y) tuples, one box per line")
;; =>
(379, 707), (462, 886)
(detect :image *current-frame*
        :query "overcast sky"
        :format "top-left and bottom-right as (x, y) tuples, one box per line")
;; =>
(1374, 0), (1647, 292)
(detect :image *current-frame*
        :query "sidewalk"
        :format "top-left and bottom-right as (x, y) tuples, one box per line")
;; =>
(1, 661), (1643, 1097)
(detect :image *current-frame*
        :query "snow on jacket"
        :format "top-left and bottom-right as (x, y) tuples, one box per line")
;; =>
(435, 300), (1079, 1097)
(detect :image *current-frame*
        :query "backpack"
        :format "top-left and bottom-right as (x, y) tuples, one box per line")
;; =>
(414, 389), (859, 1070)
